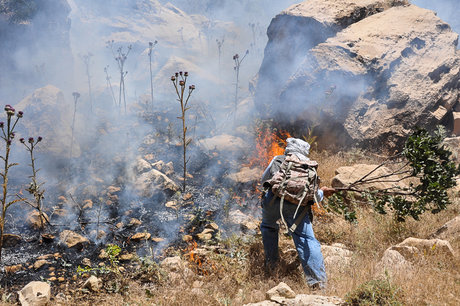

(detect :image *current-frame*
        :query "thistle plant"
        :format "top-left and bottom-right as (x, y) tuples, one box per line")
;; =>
(20, 136), (46, 230)
(233, 50), (249, 112)
(81, 52), (93, 112)
(171, 72), (195, 192)
(148, 41), (158, 110)
(0, 105), (23, 261)
(70, 92), (80, 159)
(104, 65), (117, 106)
(107, 40), (132, 114)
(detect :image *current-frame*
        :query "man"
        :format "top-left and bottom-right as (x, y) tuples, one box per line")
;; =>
(260, 138), (335, 289)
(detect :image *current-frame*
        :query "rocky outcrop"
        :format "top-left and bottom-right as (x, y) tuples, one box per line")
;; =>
(256, 0), (460, 150)
(430, 215), (460, 243)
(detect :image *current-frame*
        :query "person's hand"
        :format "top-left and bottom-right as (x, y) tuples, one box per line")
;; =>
(320, 186), (336, 198)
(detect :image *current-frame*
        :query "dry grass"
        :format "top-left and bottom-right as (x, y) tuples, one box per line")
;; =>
(2, 149), (459, 305)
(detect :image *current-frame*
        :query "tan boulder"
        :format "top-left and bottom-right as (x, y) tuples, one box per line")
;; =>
(59, 230), (89, 248)
(33, 260), (49, 270)
(375, 249), (414, 277)
(331, 164), (409, 190)
(83, 275), (102, 292)
(200, 134), (247, 154)
(266, 282), (296, 302)
(225, 167), (263, 184)
(430, 215), (460, 243)
(18, 281), (51, 306)
(2, 233), (22, 247)
(130, 232), (151, 241)
(134, 168), (179, 197)
(26, 211), (49, 230)
(397, 237), (456, 258)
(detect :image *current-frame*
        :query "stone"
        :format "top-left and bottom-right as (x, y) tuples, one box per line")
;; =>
(443, 137), (460, 165)
(82, 199), (93, 209)
(207, 222), (219, 230)
(197, 228), (214, 241)
(128, 218), (142, 227)
(151, 237), (165, 243)
(59, 230), (89, 248)
(33, 260), (49, 270)
(375, 249), (414, 277)
(2, 233), (22, 247)
(165, 200), (178, 209)
(83, 275), (102, 292)
(322, 244), (353, 271)
(5, 265), (22, 274)
(18, 281), (51, 306)
(136, 158), (152, 174)
(134, 168), (179, 197)
(228, 210), (260, 231)
(37, 254), (54, 260)
(119, 253), (135, 261)
(82, 258), (91, 266)
(396, 237), (456, 258)
(453, 112), (460, 136)
(256, 0), (460, 150)
(226, 167), (264, 184)
(160, 256), (184, 272)
(430, 215), (460, 243)
(331, 164), (409, 190)
(199, 134), (247, 154)
(266, 282), (296, 301)
(287, 295), (344, 305)
(130, 232), (151, 241)
(107, 186), (121, 194)
(182, 235), (193, 242)
(26, 211), (49, 230)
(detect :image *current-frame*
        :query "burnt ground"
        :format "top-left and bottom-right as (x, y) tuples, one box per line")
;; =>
(0, 106), (262, 299)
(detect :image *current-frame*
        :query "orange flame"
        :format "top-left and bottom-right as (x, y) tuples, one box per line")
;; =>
(248, 126), (291, 169)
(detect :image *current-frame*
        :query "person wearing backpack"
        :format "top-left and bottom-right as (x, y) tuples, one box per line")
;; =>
(260, 137), (336, 289)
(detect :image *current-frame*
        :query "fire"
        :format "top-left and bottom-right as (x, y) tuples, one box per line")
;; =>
(248, 126), (291, 169)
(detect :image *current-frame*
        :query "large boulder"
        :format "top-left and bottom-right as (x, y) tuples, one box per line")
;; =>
(256, 0), (460, 150)
(331, 164), (409, 190)
(430, 215), (460, 243)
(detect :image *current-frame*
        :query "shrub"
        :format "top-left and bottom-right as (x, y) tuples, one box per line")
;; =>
(345, 278), (403, 306)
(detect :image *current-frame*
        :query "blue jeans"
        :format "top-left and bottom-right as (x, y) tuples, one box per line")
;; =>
(261, 190), (327, 287)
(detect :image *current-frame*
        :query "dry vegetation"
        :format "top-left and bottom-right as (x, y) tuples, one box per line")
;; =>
(1, 149), (459, 305)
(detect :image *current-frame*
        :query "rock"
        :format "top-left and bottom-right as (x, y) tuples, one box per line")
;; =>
(82, 199), (93, 209)
(375, 249), (414, 277)
(33, 260), (49, 270)
(15, 85), (81, 157)
(82, 258), (91, 266)
(430, 215), (460, 243)
(152, 161), (174, 176)
(197, 228), (214, 241)
(59, 230), (89, 248)
(119, 253), (135, 261)
(151, 237), (165, 243)
(207, 222), (219, 230)
(244, 301), (279, 306)
(200, 134), (247, 154)
(228, 210), (260, 231)
(266, 282), (296, 302)
(83, 275), (102, 292)
(18, 281), (51, 306)
(331, 164), (409, 190)
(5, 264), (22, 274)
(2, 233), (22, 247)
(226, 167), (264, 184)
(322, 244), (353, 271)
(128, 218), (142, 227)
(256, 0), (460, 150)
(287, 295), (344, 305)
(182, 235), (193, 242)
(130, 232), (151, 241)
(37, 254), (54, 260)
(396, 237), (456, 258)
(134, 168), (179, 197)
(443, 137), (460, 165)
(107, 186), (121, 194)
(26, 211), (49, 230)
(160, 256), (185, 273)
(453, 112), (460, 136)
(165, 200), (178, 209)
(136, 158), (152, 174)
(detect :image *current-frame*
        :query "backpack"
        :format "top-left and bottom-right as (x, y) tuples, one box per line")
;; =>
(265, 154), (320, 206)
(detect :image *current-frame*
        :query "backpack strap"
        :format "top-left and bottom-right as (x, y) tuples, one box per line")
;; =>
(289, 204), (311, 233)
(279, 161), (293, 233)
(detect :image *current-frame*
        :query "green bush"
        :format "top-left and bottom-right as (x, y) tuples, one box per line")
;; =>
(345, 278), (403, 306)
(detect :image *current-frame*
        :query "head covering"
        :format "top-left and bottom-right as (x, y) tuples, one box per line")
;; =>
(285, 138), (310, 161)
